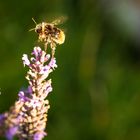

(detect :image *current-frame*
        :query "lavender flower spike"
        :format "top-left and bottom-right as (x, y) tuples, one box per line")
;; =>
(18, 46), (57, 140)
(0, 46), (57, 140)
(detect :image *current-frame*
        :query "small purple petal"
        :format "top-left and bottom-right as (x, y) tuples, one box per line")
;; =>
(27, 86), (33, 94)
(34, 132), (47, 140)
(5, 127), (18, 140)
(31, 57), (36, 62)
(40, 65), (50, 74)
(0, 114), (6, 133)
(32, 47), (42, 58)
(44, 54), (50, 62)
(30, 99), (40, 108)
(18, 91), (30, 102)
(18, 91), (25, 100)
(22, 54), (30, 66)
(49, 58), (57, 69)
(46, 86), (52, 93)
(0, 114), (5, 120)
(40, 51), (46, 63)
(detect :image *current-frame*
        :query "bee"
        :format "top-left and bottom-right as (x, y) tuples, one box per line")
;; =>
(29, 17), (66, 57)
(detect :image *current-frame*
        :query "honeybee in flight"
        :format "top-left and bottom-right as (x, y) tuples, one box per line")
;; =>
(29, 17), (66, 57)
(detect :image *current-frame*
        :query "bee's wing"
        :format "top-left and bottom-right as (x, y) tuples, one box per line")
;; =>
(51, 16), (68, 25)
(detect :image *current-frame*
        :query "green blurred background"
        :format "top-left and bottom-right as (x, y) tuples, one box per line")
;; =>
(1, 0), (140, 140)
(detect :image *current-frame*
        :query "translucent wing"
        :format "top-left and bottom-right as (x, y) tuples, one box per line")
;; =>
(51, 16), (68, 25)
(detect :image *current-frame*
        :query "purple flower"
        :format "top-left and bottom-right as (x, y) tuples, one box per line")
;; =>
(49, 58), (57, 69)
(22, 54), (30, 66)
(18, 91), (25, 101)
(32, 47), (42, 58)
(0, 114), (5, 121)
(34, 132), (47, 140)
(0, 46), (57, 140)
(5, 127), (18, 140)
(17, 46), (56, 139)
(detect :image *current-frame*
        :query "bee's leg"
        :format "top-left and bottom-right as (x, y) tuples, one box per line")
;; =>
(51, 42), (56, 58)
(44, 42), (48, 52)
(52, 47), (56, 58)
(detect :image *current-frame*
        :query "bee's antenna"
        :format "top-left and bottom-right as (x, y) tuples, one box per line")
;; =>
(29, 28), (35, 32)
(32, 17), (37, 25)
(29, 18), (37, 32)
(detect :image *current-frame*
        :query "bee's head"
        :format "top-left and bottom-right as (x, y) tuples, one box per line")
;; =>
(35, 24), (42, 34)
